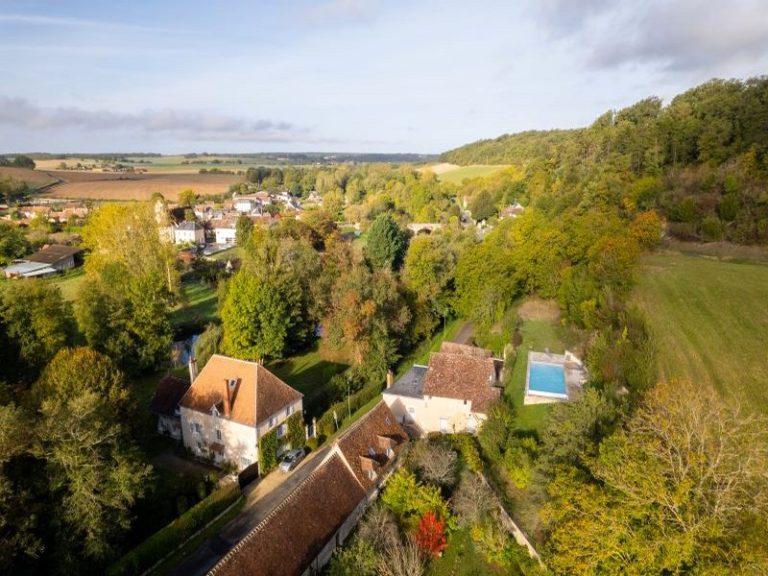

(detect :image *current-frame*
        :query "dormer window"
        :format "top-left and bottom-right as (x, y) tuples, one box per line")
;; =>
(367, 469), (377, 481)
(385, 447), (394, 459)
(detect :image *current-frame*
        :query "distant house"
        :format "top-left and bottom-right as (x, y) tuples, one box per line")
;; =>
(233, 195), (263, 214)
(211, 218), (237, 245)
(383, 342), (503, 435)
(3, 260), (58, 279)
(179, 355), (304, 471)
(173, 221), (205, 245)
(27, 244), (82, 272)
(500, 202), (525, 219)
(208, 401), (407, 576)
(150, 374), (191, 440)
(4, 244), (83, 278)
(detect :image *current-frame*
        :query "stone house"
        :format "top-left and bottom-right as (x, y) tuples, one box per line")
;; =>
(179, 354), (303, 472)
(383, 342), (503, 435)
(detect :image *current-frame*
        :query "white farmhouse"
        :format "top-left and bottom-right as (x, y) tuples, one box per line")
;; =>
(173, 221), (205, 245)
(179, 355), (303, 472)
(211, 218), (238, 245)
(383, 342), (503, 435)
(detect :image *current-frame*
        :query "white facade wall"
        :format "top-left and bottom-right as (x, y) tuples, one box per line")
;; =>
(234, 199), (258, 213)
(180, 398), (303, 471)
(256, 399), (303, 456)
(382, 393), (483, 435)
(180, 406), (258, 470)
(174, 227), (205, 245)
(215, 227), (237, 244)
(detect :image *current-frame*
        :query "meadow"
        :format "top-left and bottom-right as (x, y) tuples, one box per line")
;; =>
(633, 251), (768, 414)
(430, 163), (509, 184)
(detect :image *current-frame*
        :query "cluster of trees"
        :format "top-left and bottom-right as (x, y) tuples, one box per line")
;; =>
(0, 155), (36, 169)
(444, 77), (768, 244)
(0, 291), (151, 573)
(0, 200), (196, 574)
(329, 437), (538, 575)
(0, 175), (30, 204)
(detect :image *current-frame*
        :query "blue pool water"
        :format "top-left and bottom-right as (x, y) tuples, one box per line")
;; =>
(529, 362), (566, 396)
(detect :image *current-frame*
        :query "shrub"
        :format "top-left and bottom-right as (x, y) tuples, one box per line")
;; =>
(107, 483), (241, 576)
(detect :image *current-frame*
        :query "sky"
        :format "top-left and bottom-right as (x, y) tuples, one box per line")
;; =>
(1, 0), (767, 154)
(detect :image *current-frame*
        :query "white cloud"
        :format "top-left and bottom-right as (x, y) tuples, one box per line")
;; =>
(0, 97), (310, 143)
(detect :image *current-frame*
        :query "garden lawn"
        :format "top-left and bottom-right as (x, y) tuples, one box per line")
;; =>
(633, 252), (768, 414)
(48, 267), (86, 301)
(171, 279), (218, 330)
(505, 319), (566, 434)
(268, 342), (349, 417)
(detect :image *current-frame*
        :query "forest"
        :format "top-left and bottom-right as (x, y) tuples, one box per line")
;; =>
(444, 77), (768, 244)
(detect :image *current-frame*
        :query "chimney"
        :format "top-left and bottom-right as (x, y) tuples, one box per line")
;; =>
(188, 357), (198, 383)
(386, 369), (394, 389)
(222, 379), (231, 418)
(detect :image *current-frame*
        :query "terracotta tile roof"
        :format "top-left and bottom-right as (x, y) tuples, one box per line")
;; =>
(150, 375), (190, 417)
(422, 342), (502, 414)
(335, 401), (407, 491)
(209, 453), (365, 576)
(179, 355), (302, 427)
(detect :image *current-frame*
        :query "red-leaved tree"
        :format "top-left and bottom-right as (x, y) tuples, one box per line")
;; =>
(414, 511), (447, 558)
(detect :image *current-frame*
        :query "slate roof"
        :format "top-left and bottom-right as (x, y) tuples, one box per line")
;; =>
(150, 375), (191, 417)
(384, 364), (427, 398)
(179, 355), (302, 427)
(208, 454), (365, 576)
(421, 342), (502, 414)
(335, 401), (408, 491)
(175, 221), (202, 231)
(26, 244), (82, 265)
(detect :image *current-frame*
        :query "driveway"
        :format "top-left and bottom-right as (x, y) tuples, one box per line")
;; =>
(169, 443), (332, 576)
(451, 321), (475, 345)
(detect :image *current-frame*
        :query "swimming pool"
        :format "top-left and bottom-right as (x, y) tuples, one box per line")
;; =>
(528, 362), (567, 398)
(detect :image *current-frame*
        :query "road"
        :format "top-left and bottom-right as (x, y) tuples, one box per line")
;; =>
(169, 443), (332, 576)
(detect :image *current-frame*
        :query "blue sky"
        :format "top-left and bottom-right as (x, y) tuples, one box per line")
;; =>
(1, 0), (767, 154)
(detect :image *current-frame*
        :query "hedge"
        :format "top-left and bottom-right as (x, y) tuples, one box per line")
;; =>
(107, 482), (241, 576)
(317, 381), (382, 438)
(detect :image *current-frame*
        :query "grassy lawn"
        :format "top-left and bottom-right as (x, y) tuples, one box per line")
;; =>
(269, 342), (349, 417)
(428, 527), (506, 576)
(171, 279), (218, 330)
(395, 317), (465, 378)
(633, 251), (768, 414)
(437, 165), (509, 184)
(505, 319), (567, 434)
(48, 266), (86, 301)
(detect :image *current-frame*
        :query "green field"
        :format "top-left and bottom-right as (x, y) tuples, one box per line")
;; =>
(633, 252), (768, 414)
(437, 165), (508, 184)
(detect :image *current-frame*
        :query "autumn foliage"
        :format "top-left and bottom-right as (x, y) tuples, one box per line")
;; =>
(413, 511), (447, 558)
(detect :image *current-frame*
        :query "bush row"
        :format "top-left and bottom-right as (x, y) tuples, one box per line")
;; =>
(317, 381), (383, 438)
(107, 482), (241, 576)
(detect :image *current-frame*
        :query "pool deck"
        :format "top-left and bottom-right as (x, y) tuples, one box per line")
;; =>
(524, 350), (587, 405)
